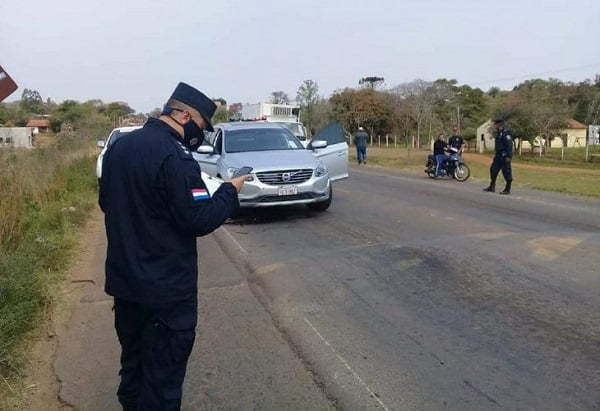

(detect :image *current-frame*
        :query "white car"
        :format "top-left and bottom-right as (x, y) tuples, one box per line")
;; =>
(96, 125), (222, 195)
(96, 126), (142, 179)
(194, 122), (348, 210)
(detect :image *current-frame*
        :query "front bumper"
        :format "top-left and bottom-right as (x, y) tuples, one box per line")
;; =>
(237, 174), (331, 207)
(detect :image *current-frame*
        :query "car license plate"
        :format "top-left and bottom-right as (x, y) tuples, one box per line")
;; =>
(278, 185), (298, 196)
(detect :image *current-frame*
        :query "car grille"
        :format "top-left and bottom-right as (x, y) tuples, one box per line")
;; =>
(256, 169), (313, 185)
(257, 193), (319, 203)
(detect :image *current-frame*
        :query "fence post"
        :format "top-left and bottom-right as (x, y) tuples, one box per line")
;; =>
(386, 135), (389, 147)
(370, 135), (373, 146)
(378, 135), (381, 147)
(394, 135), (397, 148)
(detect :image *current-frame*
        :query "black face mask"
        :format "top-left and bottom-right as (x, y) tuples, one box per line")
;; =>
(164, 107), (205, 151)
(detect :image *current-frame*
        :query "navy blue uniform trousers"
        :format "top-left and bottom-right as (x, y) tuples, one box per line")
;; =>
(114, 297), (197, 411)
(490, 155), (512, 184)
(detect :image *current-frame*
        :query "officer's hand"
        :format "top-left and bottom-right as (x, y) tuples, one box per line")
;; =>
(505, 157), (512, 163)
(226, 175), (251, 193)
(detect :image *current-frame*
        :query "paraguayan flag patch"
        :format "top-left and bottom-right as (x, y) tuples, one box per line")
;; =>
(191, 188), (210, 201)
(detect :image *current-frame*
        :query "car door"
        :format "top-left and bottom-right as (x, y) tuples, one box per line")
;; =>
(312, 122), (348, 181)
(193, 128), (222, 177)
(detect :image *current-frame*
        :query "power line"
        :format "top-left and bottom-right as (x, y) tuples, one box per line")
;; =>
(468, 62), (600, 87)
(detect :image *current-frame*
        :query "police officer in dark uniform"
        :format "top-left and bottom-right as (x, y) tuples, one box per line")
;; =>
(484, 117), (513, 195)
(99, 82), (248, 410)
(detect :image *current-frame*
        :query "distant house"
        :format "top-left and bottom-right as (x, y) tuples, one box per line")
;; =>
(476, 120), (493, 153)
(0, 127), (34, 148)
(26, 118), (50, 134)
(476, 118), (588, 153)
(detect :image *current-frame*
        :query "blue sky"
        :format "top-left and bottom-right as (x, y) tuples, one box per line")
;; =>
(1, 0), (599, 112)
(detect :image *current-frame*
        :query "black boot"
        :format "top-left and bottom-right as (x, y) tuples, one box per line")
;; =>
(500, 182), (511, 195)
(483, 184), (495, 193)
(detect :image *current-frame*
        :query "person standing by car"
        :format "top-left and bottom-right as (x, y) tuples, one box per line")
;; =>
(448, 128), (464, 154)
(353, 126), (369, 165)
(433, 134), (448, 177)
(99, 82), (248, 410)
(483, 117), (513, 195)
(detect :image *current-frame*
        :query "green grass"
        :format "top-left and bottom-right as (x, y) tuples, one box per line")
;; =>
(483, 147), (600, 170)
(353, 146), (600, 198)
(0, 148), (98, 408)
(466, 162), (600, 197)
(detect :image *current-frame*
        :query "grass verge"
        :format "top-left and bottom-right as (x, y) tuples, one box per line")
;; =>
(0, 144), (98, 408)
(352, 147), (600, 198)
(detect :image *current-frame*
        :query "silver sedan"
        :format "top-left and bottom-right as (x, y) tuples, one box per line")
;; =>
(193, 122), (348, 210)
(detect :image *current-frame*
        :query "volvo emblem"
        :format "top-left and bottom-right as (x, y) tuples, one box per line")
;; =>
(282, 172), (292, 182)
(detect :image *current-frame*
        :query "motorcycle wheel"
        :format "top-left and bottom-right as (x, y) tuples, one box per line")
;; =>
(454, 164), (470, 182)
(426, 161), (437, 178)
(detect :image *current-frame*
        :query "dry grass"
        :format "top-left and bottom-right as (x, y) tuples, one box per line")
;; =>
(0, 131), (100, 408)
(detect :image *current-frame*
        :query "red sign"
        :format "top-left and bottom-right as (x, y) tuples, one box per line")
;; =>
(0, 65), (18, 102)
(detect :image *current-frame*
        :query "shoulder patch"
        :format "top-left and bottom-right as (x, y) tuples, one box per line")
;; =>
(191, 188), (210, 201)
(506, 134), (512, 140)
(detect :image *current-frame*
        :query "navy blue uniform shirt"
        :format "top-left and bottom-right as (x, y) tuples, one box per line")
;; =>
(494, 127), (513, 158)
(99, 118), (238, 304)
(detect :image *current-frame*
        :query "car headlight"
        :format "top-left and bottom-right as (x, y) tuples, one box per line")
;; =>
(314, 163), (328, 177)
(227, 167), (254, 181)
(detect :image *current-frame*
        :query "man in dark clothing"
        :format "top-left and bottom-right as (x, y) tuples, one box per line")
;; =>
(448, 128), (464, 153)
(353, 126), (369, 164)
(433, 135), (448, 177)
(484, 118), (514, 195)
(99, 82), (248, 410)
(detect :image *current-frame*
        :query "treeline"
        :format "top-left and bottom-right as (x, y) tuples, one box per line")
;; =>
(291, 76), (600, 147)
(0, 89), (142, 140)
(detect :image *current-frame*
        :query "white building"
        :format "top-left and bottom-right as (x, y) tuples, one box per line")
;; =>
(0, 127), (34, 148)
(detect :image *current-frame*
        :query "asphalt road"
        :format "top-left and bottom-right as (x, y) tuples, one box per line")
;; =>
(51, 165), (600, 410)
(218, 165), (600, 410)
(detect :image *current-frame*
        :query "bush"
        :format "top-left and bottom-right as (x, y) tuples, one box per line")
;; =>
(0, 137), (99, 405)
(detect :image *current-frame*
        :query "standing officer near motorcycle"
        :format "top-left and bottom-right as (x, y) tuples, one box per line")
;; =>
(484, 117), (513, 195)
(99, 82), (248, 410)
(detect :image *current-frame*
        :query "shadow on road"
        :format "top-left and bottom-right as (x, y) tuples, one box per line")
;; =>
(226, 205), (325, 226)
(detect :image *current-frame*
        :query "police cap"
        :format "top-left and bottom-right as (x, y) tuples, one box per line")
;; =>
(170, 82), (217, 132)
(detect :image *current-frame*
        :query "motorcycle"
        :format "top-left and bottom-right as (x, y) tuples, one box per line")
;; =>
(425, 147), (470, 182)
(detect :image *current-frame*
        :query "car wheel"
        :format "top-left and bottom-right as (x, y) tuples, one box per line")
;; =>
(307, 185), (332, 212)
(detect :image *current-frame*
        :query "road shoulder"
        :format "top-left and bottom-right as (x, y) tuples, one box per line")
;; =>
(23, 207), (332, 410)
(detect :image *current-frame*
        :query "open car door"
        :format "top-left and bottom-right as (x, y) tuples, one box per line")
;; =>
(311, 122), (348, 181)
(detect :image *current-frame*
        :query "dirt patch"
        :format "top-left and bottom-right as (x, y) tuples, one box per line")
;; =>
(21, 208), (105, 411)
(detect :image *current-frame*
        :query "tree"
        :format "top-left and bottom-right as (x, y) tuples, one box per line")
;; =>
(20, 88), (44, 114)
(105, 102), (134, 119)
(147, 107), (162, 119)
(296, 80), (320, 133)
(270, 91), (289, 104)
(330, 88), (393, 138)
(212, 106), (231, 124)
(389, 79), (434, 147)
(487, 87), (501, 98)
(359, 77), (385, 89)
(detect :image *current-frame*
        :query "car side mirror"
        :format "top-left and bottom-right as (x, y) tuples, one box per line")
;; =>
(197, 145), (215, 154)
(311, 140), (327, 150)
(97, 140), (106, 148)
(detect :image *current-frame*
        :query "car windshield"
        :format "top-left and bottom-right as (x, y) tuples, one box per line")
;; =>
(225, 128), (304, 153)
(281, 122), (306, 138)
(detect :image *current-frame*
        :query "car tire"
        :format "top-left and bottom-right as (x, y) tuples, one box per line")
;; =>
(307, 185), (332, 212)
